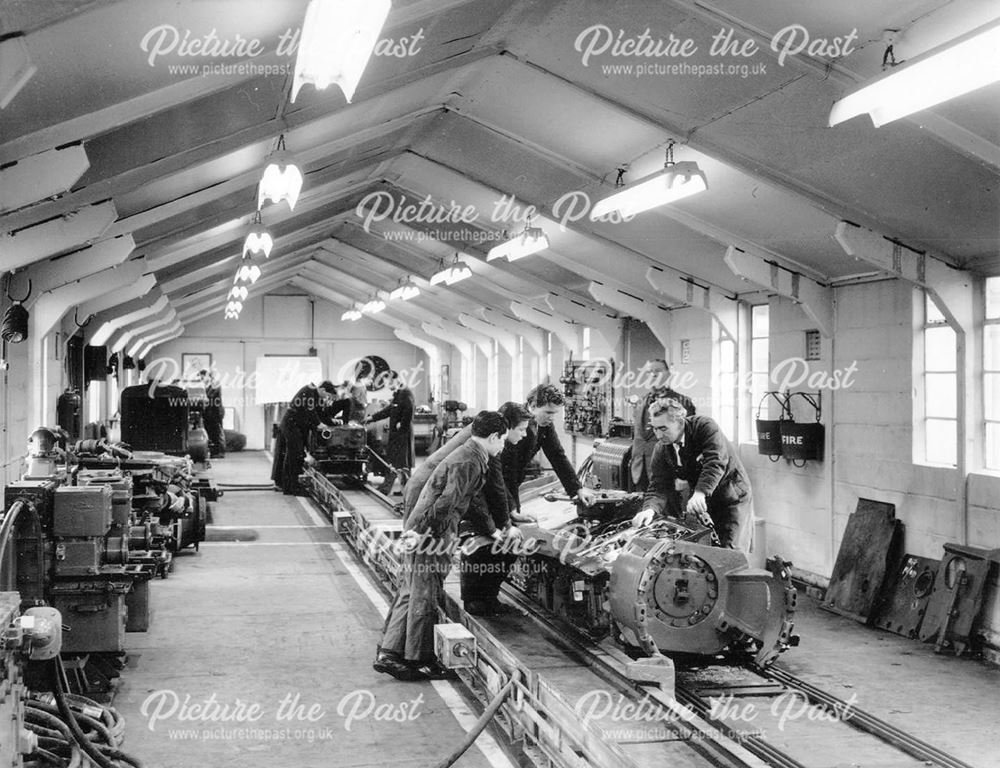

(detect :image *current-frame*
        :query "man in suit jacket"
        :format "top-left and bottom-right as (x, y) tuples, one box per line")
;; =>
(630, 360), (696, 491)
(632, 399), (752, 552)
(367, 371), (415, 495)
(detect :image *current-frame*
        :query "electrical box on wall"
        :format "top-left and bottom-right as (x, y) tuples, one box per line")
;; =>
(561, 358), (614, 437)
(805, 330), (821, 361)
(680, 339), (691, 364)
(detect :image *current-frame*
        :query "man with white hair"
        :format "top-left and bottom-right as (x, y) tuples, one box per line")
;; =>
(630, 359), (695, 491)
(632, 399), (752, 552)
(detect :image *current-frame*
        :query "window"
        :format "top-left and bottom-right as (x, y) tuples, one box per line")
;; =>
(924, 293), (957, 465)
(545, 332), (552, 383)
(749, 305), (770, 441)
(582, 327), (591, 360)
(512, 336), (524, 403)
(717, 328), (736, 440)
(488, 338), (499, 408)
(88, 381), (102, 424)
(985, 277), (1000, 469)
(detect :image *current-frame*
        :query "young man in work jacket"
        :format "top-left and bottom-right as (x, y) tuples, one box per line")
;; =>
(398, 402), (531, 616)
(501, 384), (598, 514)
(632, 400), (753, 552)
(375, 410), (508, 681)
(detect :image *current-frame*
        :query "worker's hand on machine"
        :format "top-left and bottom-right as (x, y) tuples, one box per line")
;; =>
(395, 529), (421, 554)
(330, 418), (343, 426)
(576, 487), (598, 507)
(510, 511), (537, 524)
(631, 508), (656, 527)
(685, 491), (708, 515)
(504, 525), (523, 542)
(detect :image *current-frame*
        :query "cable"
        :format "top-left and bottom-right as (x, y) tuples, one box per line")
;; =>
(430, 678), (515, 768)
(50, 657), (138, 768)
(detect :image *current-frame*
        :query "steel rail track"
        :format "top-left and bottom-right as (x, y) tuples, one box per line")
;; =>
(306, 468), (979, 768)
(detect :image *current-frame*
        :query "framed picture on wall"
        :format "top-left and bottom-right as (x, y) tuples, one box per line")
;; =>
(181, 353), (212, 379)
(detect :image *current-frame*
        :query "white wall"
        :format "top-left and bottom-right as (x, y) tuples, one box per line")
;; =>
(152, 293), (428, 449)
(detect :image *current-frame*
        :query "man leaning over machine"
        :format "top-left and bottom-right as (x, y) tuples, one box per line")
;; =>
(631, 399), (753, 552)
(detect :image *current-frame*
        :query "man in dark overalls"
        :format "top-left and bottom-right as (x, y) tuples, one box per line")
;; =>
(270, 380), (337, 495)
(366, 371), (414, 495)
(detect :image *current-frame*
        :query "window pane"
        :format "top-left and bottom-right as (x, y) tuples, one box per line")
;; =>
(987, 374), (1000, 421)
(926, 293), (946, 324)
(986, 422), (1000, 471)
(752, 305), (769, 338)
(720, 339), (736, 372)
(987, 277), (1000, 320)
(720, 406), (735, 441)
(925, 373), (956, 418)
(926, 419), (956, 464)
(985, 325), (1000, 371)
(925, 326), (956, 371)
(751, 339), (769, 372)
(719, 372), (736, 396)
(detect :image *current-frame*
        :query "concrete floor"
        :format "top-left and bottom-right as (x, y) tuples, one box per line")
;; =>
(114, 451), (512, 768)
(112, 451), (1000, 768)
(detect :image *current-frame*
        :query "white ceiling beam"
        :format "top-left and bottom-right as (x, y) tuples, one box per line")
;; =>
(833, 222), (973, 331)
(104, 110), (436, 239)
(23, 236), (135, 303)
(144, 182), (365, 273)
(177, 260), (321, 320)
(142, 326), (186, 357)
(104, 304), (174, 352)
(646, 267), (738, 341)
(127, 320), (183, 359)
(0, 200), (116, 272)
(77, 274), (156, 319)
(724, 246), (834, 337)
(0, 44), (501, 232)
(544, 293), (621, 351)
(393, 326), (450, 368)
(0, 145), (89, 213)
(421, 322), (473, 363)
(510, 302), (580, 355)
(459, 313), (516, 357)
(0, 35), (36, 111)
(0, 0), (488, 163)
(88, 294), (168, 346)
(86, 290), (165, 345)
(587, 282), (673, 352)
(481, 308), (546, 356)
(28, 261), (147, 426)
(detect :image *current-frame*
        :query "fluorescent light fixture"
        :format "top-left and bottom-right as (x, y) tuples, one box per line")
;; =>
(591, 161), (707, 219)
(258, 144), (303, 210)
(389, 280), (420, 301)
(431, 257), (473, 285)
(487, 227), (549, 262)
(361, 298), (386, 314)
(341, 308), (362, 321)
(228, 286), (249, 301)
(0, 35), (37, 110)
(829, 19), (1000, 127)
(291, 0), (392, 104)
(446, 262), (472, 285)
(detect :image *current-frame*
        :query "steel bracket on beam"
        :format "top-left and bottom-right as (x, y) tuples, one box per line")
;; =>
(588, 282), (673, 352)
(646, 267), (737, 341)
(510, 302), (580, 355)
(724, 246), (834, 337)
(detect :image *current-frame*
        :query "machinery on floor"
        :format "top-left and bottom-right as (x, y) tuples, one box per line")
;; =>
(508, 439), (799, 666)
(307, 422), (396, 486)
(0, 427), (212, 694)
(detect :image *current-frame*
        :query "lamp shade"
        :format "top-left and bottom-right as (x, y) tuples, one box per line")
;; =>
(590, 161), (707, 219)
(258, 150), (303, 210)
(291, 0), (393, 104)
(487, 227), (549, 262)
(242, 223), (273, 258)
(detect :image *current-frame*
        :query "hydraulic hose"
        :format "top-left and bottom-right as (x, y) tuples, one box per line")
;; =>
(430, 678), (515, 768)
